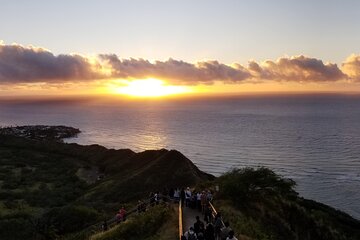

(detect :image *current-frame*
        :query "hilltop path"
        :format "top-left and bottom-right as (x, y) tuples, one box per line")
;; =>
(182, 206), (201, 232)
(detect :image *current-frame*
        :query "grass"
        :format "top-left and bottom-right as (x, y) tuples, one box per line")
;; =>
(0, 135), (211, 239)
(217, 201), (276, 240)
(146, 205), (179, 240)
(211, 168), (360, 240)
(2, 134), (359, 240)
(90, 205), (171, 240)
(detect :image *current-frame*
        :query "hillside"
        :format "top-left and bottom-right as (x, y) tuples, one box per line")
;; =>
(0, 134), (213, 239)
(209, 168), (360, 240)
(0, 127), (359, 240)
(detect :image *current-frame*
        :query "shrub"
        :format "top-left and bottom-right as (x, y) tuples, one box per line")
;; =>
(218, 167), (297, 205)
(0, 214), (34, 240)
(43, 205), (100, 235)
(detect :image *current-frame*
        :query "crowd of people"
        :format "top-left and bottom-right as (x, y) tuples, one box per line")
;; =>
(183, 215), (237, 240)
(103, 187), (237, 239)
(177, 187), (238, 240)
(168, 187), (213, 210)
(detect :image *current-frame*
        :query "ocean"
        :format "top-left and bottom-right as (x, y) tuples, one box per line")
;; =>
(1, 94), (359, 219)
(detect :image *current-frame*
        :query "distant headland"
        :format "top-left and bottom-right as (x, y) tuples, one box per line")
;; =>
(0, 125), (80, 141)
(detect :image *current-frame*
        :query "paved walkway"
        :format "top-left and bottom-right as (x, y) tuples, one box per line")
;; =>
(182, 206), (202, 233)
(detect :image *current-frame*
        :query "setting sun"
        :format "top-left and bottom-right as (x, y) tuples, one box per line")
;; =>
(111, 79), (191, 97)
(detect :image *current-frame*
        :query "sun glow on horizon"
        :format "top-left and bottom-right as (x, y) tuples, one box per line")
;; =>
(109, 79), (191, 97)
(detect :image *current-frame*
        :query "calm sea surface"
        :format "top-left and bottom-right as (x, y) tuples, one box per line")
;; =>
(1, 95), (360, 219)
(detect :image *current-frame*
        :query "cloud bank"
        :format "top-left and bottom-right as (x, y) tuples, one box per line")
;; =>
(99, 55), (251, 85)
(0, 42), (359, 85)
(0, 43), (102, 83)
(341, 54), (360, 81)
(248, 56), (346, 82)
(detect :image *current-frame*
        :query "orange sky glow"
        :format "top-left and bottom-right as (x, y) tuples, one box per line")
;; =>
(1, 42), (360, 98)
(1, 78), (359, 99)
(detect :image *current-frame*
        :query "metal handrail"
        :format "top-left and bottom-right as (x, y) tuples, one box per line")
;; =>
(63, 195), (229, 240)
(63, 194), (171, 240)
(209, 200), (238, 240)
(105, 196), (154, 227)
(208, 201), (225, 227)
(104, 194), (172, 229)
(178, 200), (183, 240)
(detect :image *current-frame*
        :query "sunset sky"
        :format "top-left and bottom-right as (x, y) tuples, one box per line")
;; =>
(1, 0), (360, 97)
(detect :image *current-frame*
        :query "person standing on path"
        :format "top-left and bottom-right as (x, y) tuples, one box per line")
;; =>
(204, 204), (213, 223)
(201, 191), (207, 214)
(184, 227), (197, 240)
(214, 212), (223, 240)
(220, 222), (232, 240)
(204, 221), (215, 240)
(226, 230), (238, 240)
(119, 207), (126, 222)
(174, 188), (180, 202)
(101, 220), (108, 231)
(180, 188), (186, 207)
(196, 192), (202, 211)
(185, 187), (192, 207)
(193, 216), (205, 235)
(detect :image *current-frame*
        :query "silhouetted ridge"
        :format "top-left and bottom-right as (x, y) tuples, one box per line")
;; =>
(86, 148), (214, 203)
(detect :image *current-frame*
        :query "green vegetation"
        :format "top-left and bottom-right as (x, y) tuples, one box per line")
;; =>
(218, 167), (297, 204)
(90, 205), (173, 240)
(212, 168), (360, 240)
(0, 137), (101, 239)
(0, 134), (211, 239)
(0, 130), (359, 240)
(146, 205), (179, 240)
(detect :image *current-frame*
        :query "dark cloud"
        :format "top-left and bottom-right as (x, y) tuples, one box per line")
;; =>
(0, 42), (355, 86)
(0, 43), (102, 83)
(248, 56), (346, 82)
(99, 55), (251, 85)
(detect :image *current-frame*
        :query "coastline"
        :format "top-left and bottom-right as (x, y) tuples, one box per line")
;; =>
(0, 125), (360, 239)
